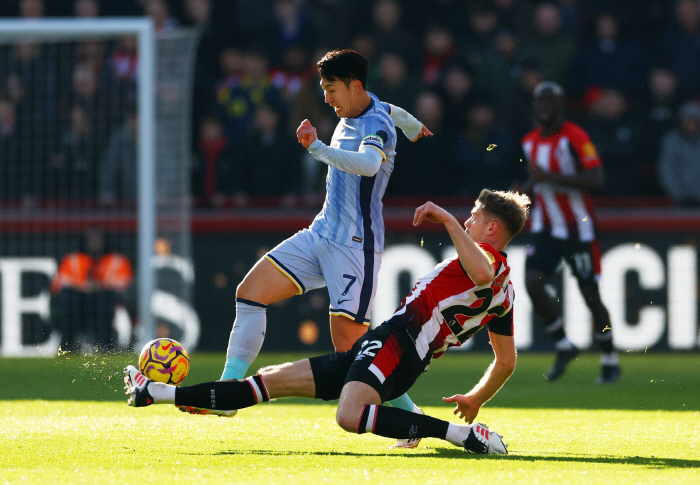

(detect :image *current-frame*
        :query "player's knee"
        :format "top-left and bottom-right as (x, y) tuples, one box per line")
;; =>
(335, 406), (359, 433)
(525, 271), (545, 294)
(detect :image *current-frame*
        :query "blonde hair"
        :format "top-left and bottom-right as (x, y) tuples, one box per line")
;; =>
(477, 189), (531, 239)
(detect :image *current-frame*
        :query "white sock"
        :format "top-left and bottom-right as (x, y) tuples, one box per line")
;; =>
(445, 423), (472, 447)
(148, 382), (176, 404)
(601, 352), (619, 366)
(554, 337), (574, 351)
(221, 299), (267, 380)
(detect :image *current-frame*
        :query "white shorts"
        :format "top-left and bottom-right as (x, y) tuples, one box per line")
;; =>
(265, 228), (381, 324)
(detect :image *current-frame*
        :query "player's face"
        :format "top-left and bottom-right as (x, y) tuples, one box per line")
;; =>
(464, 203), (489, 241)
(533, 90), (562, 127)
(321, 79), (352, 118)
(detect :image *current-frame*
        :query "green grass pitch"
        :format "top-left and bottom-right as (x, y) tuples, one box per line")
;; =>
(1, 351), (698, 484)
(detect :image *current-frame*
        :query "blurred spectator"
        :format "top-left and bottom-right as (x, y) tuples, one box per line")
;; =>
(68, 62), (119, 149)
(221, 103), (302, 198)
(267, 0), (316, 64)
(388, 90), (451, 195)
(421, 25), (456, 86)
(529, 2), (575, 85)
(0, 95), (20, 200)
(269, 44), (315, 103)
(568, 12), (649, 100)
(459, 2), (501, 72)
(19, 0), (45, 18)
(370, 52), (421, 112)
(184, 0), (220, 137)
(437, 61), (482, 137)
(369, 0), (418, 70)
(500, 61), (544, 139)
(48, 104), (100, 200)
(215, 48), (286, 145)
(51, 228), (134, 352)
(475, 27), (532, 103)
(6, 40), (57, 200)
(74, 0), (99, 18)
(99, 111), (138, 205)
(585, 89), (645, 195)
(144, 0), (178, 32)
(638, 67), (681, 194)
(191, 115), (234, 206)
(453, 101), (517, 196)
(655, 0), (700, 98)
(493, 0), (535, 39)
(657, 102), (700, 206)
(350, 33), (377, 67)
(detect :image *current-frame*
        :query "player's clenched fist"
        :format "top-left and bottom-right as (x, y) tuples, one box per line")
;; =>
(296, 119), (318, 149)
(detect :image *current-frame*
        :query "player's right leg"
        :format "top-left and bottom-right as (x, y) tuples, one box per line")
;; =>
(525, 234), (579, 380)
(222, 229), (325, 381)
(220, 258), (299, 381)
(125, 358), (318, 411)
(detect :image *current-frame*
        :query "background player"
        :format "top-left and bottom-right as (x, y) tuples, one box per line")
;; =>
(126, 190), (531, 455)
(219, 50), (432, 424)
(520, 81), (620, 384)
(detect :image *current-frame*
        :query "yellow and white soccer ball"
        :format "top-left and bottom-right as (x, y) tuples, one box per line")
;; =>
(138, 338), (190, 385)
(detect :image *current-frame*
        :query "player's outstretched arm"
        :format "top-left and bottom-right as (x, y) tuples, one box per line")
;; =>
(298, 117), (384, 177)
(387, 103), (433, 141)
(442, 332), (516, 423)
(413, 201), (494, 286)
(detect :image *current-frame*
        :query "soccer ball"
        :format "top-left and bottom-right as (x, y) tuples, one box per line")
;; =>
(138, 338), (190, 385)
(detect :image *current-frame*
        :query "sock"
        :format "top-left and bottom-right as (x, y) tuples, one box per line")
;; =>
(445, 423), (473, 447)
(148, 382), (176, 404)
(175, 375), (270, 410)
(600, 352), (619, 366)
(221, 299), (267, 380)
(545, 316), (569, 346)
(357, 405), (449, 443)
(594, 329), (614, 354)
(386, 393), (417, 412)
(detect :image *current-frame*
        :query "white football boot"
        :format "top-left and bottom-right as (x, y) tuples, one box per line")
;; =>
(124, 365), (154, 407)
(463, 423), (508, 454)
(390, 407), (424, 449)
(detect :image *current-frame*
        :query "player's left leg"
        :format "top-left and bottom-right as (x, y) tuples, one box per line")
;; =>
(572, 240), (620, 384)
(335, 382), (506, 454)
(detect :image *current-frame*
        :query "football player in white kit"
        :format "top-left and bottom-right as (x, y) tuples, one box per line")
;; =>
(126, 190), (531, 455)
(216, 50), (432, 427)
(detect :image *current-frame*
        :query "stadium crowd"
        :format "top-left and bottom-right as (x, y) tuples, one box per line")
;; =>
(1, 0), (699, 206)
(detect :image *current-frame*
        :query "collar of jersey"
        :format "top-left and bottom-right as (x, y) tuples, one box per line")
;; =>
(355, 97), (375, 118)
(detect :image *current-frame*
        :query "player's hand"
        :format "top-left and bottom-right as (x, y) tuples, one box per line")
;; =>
(442, 394), (481, 424)
(529, 166), (550, 183)
(410, 124), (433, 142)
(296, 119), (318, 149)
(413, 201), (452, 226)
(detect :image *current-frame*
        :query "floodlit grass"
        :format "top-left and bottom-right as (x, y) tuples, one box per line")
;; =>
(1, 352), (698, 484)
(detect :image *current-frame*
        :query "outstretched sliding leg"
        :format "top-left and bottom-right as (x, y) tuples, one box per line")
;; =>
(125, 351), (507, 454)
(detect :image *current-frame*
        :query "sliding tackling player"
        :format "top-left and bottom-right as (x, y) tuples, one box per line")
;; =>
(126, 190), (530, 455)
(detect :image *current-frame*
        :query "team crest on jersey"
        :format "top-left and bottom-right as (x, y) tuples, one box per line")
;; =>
(582, 141), (598, 160)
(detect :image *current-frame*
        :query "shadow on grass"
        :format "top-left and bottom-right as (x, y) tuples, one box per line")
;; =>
(206, 449), (700, 469)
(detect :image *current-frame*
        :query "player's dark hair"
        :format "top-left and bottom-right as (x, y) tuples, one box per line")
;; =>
(317, 49), (368, 90)
(477, 189), (531, 239)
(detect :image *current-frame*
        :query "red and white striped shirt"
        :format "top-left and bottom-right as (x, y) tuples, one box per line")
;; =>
(522, 121), (601, 242)
(391, 242), (514, 360)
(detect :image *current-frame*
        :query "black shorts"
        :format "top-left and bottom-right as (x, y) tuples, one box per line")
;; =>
(309, 317), (429, 403)
(525, 231), (602, 283)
